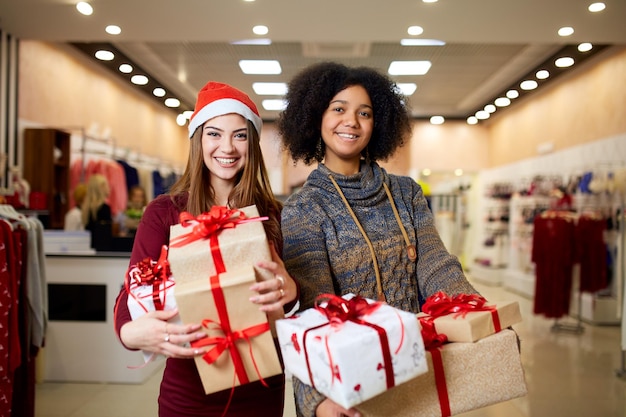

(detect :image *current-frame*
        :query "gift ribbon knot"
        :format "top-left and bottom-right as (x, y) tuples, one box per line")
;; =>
(126, 245), (173, 312)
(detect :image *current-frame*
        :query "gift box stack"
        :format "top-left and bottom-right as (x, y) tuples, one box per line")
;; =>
(167, 205), (282, 395)
(276, 293), (429, 409)
(356, 292), (528, 416)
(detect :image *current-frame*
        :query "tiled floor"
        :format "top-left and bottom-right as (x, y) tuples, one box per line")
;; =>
(34, 279), (626, 417)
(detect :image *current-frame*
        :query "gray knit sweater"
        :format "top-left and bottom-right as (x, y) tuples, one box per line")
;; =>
(281, 161), (478, 417)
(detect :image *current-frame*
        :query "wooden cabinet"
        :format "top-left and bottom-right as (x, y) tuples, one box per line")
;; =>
(22, 128), (71, 229)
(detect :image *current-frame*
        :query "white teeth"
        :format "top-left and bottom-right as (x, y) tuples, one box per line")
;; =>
(337, 133), (357, 139)
(215, 157), (236, 164)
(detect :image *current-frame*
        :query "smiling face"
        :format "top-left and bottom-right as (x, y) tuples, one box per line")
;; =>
(320, 84), (374, 175)
(201, 113), (249, 191)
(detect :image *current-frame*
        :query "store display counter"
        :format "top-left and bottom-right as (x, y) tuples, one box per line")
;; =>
(42, 252), (164, 384)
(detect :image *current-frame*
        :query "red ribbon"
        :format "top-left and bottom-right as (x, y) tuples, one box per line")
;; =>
(302, 294), (399, 391)
(422, 291), (502, 332)
(169, 206), (267, 248)
(126, 245), (174, 312)
(418, 315), (450, 417)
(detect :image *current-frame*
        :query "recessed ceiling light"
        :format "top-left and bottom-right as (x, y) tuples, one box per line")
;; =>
(76, 2), (93, 16)
(165, 98), (180, 108)
(407, 26), (424, 36)
(430, 116), (444, 125)
(588, 2), (606, 12)
(536, 70), (550, 79)
(555, 57), (575, 67)
(400, 39), (446, 46)
(131, 74), (149, 85)
(94, 50), (114, 61)
(153, 87), (166, 97)
(475, 110), (490, 120)
(494, 97), (511, 107)
(252, 82), (288, 95)
(231, 39), (272, 45)
(506, 89), (520, 99)
(176, 114), (187, 126)
(396, 83), (417, 95)
(388, 61), (431, 75)
(253, 25), (269, 35)
(262, 99), (287, 111)
(484, 104), (496, 113)
(520, 80), (538, 90)
(183, 110), (193, 119)
(118, 63), (133, 73)
(578, 42), (593, 52)
(558, 27), (574, 37)
(467, 116), (478, 125)
(423, 0), (438, 3)
(239, 60), (282, 74)
(105, 25), (121, 35)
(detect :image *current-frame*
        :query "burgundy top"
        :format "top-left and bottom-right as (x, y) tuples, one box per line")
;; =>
(114, 194), (286, 417)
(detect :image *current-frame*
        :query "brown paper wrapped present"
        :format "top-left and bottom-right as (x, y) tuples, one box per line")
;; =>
(356, 329), (527, 417)
(417, 300), (522, 342)
(174, 265), (282, 395)
(168, 204), (284, 330)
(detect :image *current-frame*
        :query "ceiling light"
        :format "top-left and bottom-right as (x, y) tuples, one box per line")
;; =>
(494, 97), (511, 107)
(252, 25), (269, 35)
(239, 60), (282, 74)
(430, 116), (444, 125)
(484, 104), (496, 113)
(153, 87), (166, 97)
(118, 63), (133, 73)
(396, 83), (417, 95)
(536, 70), (550, 79)
(231, 39), (272, 45)
(555, 57), (575, 67)
(475, 110), (490, 120)
(558, 27), (574, 37)
(165, 98), (180, 108)
(262, 99), (287, 111)
(422, 0), (438, 3)
(176, 114), (187, 126)
(520, 80), (538, 90)
(388, 61), (431, 75)
(466, 116), (478, 125)
(94, 50), (114, 61)
(105, 25), (121, 35)
(400, 39), (446, 46)
(407, 26), (424, 36)
(183, 110), (193, 119)
(252, 82), (288, 95)
(578, 42), (593, 52)
(131, 74), (149, 85)
(506, 89), (519, 99)
(588, 2), (606, 12)
(76, 2), (93, 15)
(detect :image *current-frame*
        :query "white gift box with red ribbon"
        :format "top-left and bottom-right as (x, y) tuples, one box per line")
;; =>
(276, 293), (428, 409)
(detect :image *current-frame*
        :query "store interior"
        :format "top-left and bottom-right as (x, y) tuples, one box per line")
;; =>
(1, 1), (625, 417)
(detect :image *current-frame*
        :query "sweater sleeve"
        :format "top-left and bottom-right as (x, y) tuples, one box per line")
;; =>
(406, 178), (478, 302)
(113, 195), (179, 345)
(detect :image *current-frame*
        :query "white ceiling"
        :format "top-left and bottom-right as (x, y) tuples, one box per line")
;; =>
(2, 0), (625, 120)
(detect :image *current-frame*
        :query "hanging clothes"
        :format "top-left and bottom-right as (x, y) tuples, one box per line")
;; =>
(577, 214), (609, 293)
(532, 211), (578, 318)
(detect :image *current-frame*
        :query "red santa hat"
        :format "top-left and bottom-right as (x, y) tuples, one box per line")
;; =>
(188, 81), (262, 138)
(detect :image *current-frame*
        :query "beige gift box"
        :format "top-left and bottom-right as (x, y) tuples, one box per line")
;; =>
(174, 265), (282, 395)
(417, 300), (522, 342)
(356, 329), (527, 417)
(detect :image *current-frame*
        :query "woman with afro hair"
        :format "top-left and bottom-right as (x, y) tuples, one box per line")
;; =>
(277, 62), (478, 417)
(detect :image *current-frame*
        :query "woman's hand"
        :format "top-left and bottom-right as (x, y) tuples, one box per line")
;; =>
(316, 398), (362, 417)
(250, 243), (298, 313)
(119, 308), (209, 359)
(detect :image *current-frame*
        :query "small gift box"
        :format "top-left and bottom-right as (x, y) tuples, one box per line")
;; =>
(356, 329), (527, 417)
(125, 245), (179, 362)
(276, 294), (428, 409)
(417, 292), (522, 343)
(174, 265), (282, 395)
(168, 205), (284, 330)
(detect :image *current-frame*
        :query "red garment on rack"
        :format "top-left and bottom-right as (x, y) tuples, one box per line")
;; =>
(576, 215), (608, 293)
(532, 214), (577, 318)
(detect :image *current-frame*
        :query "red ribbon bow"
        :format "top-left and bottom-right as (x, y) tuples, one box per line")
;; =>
(421, 291), (491, 318)
(126, 245), (173, 312)
(170, 206), (267, 248)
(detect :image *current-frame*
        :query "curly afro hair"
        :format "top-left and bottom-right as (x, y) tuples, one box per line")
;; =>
(277, 61), (412, 165)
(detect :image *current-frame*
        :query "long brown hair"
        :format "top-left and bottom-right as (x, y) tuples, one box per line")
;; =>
(168, 119), (283, 249)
